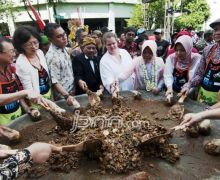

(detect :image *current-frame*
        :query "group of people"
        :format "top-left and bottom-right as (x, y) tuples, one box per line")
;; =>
(0, 17), (220, 178)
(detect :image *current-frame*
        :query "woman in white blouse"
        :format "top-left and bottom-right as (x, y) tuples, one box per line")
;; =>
(164, 35), (201, 102)
(100, 32), (135, 93)
(13, 26), (51, 101)
(118, 40), (164, 95)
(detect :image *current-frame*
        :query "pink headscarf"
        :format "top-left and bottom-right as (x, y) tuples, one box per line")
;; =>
(174, 35), (193, 69)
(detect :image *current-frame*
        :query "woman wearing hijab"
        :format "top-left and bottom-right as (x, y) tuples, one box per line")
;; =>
(166, 30), (198, 58)
(118, 40), (164, 94)
(164, 35), (201, 102)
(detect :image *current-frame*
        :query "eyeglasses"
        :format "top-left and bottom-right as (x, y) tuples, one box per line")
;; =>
(24, 41), (39, 48)
(1, 49), (16, 55)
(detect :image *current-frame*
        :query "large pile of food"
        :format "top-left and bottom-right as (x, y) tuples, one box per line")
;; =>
(47, 98), (180, 174)
(12, 97), (180, 178)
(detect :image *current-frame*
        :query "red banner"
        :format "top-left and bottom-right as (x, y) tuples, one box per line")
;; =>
(26, 0), (45, 31)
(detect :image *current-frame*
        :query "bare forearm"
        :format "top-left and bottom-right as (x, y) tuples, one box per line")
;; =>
(0, 90), (28, 106)
(19, 99), (32, 113)
(209, 102), (220, 110)
(199, 108), (220, 120)
(53, 83), (69, 96)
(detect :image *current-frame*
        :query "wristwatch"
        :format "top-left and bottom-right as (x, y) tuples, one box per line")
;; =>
(63, 94), (70, 100)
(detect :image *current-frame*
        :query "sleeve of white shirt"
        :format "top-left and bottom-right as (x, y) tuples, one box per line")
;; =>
(16, 57), (34, 91)
(157, 57), (165, 89)
(164, 56), (174, 88)
(100, 60), (115, 93)
(189, 53), (201, 80)
(118, 59), (138, 82)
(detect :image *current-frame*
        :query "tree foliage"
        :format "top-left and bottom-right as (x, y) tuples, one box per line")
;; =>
(127, 0), (210, 30)
(127, 0), (165, 29)
(0, 0), (16, 20)
(127, 4), (144, 28)
(174, 0), (210, 30)
(146, 0), (165, 29)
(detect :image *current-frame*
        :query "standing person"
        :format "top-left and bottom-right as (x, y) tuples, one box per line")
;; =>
(0, 37), (49, 125)
(166, 30), (198, 58)
(196, 30), (215, 54)
(181, 18), (220, 105)
(118, 27), (138, 59)
(72, 37), (103, 95)
(164, 35), (201, 102)
(118, 40), (164, 94)
(101, 26), (112, 36)
(135, 34), (147, 57)
(154, 29), (169, 61)
(39, 35), (50, 55)
(44, 23), (80, 108)
(91, 30), (104, 57)
(100, 32), (134, 93)
(71, 28), (88, 57)
(13, 26), (52, 101)
(119, 33), (126, 48)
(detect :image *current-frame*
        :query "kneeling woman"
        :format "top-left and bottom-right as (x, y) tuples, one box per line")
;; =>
(164, 35), (201, 101)
(13, 26), (51, 101)
(118, 40), (164, 94)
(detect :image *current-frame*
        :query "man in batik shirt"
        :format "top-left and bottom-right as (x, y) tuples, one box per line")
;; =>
(44, 23), (80, 108)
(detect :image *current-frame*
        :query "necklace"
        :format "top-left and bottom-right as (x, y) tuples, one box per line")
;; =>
(140, 59), (157, 91)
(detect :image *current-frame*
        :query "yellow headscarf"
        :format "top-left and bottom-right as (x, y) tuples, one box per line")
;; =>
(82, 37), (96, 48)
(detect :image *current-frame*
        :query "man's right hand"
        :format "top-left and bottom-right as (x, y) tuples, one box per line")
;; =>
(165, 88), (173, 103)
(66, 95), (80, 108)
(27, 142), (61, 164)
(110, 80), (119, 98)
(180, 86), (190, 97)
(79, 80), (88, 91)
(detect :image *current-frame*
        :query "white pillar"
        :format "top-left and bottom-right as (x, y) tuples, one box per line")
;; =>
(7, 15), (16, 36)
(47, 4), (55, 23)
(108, 3), (115, 33)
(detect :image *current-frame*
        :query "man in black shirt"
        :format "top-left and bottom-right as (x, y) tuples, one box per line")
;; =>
(154, 29), (169, 60)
